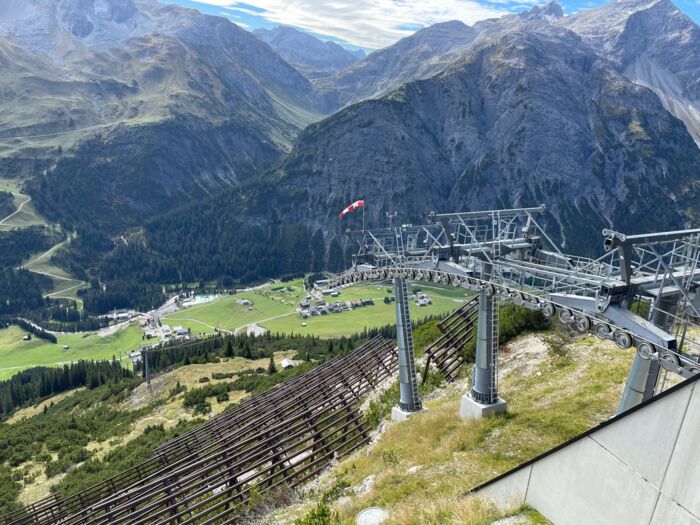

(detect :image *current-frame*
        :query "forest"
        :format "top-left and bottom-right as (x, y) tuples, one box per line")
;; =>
(0, 227), (61, 316)
(0, 227), (57, 269)
(28, 301), (109, 333)
(0, 269), (50, 316)
(55, 220), (351, 315)
(0, 192), (14, 220)
(25, 168), (357, 315)
(0, 360), (132, 419)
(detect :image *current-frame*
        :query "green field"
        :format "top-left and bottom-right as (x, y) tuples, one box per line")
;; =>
(163, 289), (297, 335)
(0, 324), (145, 380)
(0, 279), (472, 381)
(163, 279), (472, 338)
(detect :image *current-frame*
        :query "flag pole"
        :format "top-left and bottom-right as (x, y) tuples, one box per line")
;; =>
(362, 203), (365, 232)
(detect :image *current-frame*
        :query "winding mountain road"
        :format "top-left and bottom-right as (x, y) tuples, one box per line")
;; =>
(17, 238), (87, 301)
(0, 194), (31, 226)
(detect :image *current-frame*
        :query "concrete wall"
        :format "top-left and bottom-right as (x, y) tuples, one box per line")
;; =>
(476, 378), (700, 525)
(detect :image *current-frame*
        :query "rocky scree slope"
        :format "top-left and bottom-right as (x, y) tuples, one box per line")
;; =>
(561, 0), (700, 145)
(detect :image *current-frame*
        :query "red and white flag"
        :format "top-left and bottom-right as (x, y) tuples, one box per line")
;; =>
(338, 200), (364, 219)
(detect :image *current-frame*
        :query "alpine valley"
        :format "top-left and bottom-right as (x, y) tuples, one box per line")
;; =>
(1, 0), (699, 315)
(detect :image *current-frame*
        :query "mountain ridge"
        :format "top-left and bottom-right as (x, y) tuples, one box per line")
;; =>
(0, 0), (326, 227)
(561, 0), (700, 144)
(254, 26), (362, 79)
(270, 20), (700, 254)
(3, 0), (700, 314)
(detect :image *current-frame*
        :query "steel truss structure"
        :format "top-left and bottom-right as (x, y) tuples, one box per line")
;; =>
(2, 338), (396, 525)
(331, 205), (700, 411)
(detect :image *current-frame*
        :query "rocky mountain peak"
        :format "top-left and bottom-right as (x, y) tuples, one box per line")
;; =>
(560, 0), (700, 144)
(57, 0), (138, 37)
(524, 1), (564, 21)
(254, 25), (361, 77)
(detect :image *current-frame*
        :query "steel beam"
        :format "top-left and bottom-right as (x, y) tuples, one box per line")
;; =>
(470, 290), (497, 403)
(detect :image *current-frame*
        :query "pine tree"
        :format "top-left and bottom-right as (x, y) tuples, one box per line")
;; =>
(267, 356), (277, 375)
(224, 339), (234, 358)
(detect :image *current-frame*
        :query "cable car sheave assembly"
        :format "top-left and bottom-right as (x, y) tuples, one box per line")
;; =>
(329, 204), (700, 417)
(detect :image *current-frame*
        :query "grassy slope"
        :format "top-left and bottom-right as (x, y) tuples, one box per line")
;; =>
(0, 178), (46, 230)
(276, 332), (634, 524)
(163, 280), (471, 337)
(4, 326), (638, 522)
(7, 351), (302, 506)
(0, 176), (86, 299)
(0, 325), (144, 380)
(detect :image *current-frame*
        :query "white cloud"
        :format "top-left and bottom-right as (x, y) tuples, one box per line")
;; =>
(198, 0), (512, 48)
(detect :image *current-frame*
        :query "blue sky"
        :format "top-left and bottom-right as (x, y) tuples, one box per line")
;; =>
(162, 0), (700, 51)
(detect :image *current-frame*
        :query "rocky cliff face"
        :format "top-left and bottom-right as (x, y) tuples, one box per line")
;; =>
(561, 0), (700, 145)
(3, 0), (700, 268)
(273, 22), (700, 254)
(254, 26), (361, 79)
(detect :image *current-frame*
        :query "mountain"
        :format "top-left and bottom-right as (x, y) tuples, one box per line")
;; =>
(254, 26), (362, 79)
(4, 0), (700, 315)
(0, 0), (324, 229)
(315, 2), (568, 111)
(73, 2), (700, 304)
(561, 0), (700, 145)
(271, 20), (700, 254)
(316, 20), (479, 109)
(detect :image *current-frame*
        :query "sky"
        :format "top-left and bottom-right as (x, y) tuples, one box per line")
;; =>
(162, 0), (700, 51)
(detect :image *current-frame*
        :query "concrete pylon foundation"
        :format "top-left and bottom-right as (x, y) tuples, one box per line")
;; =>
(391, 278), (422, 421)
(460, 395), (507, 419)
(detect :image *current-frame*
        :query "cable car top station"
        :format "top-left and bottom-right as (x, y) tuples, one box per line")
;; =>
(327, 204), (700, 418)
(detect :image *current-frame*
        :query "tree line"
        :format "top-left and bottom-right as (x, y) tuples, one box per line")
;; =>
(8, 318), (57, 343)
(27, 301), (109, 333)
(0, 360), (133, 419)
(134, 323), (402, 378)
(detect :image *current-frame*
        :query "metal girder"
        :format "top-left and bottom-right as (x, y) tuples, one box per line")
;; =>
(603, 228), (700, 251)
(331, 204), (700, 388)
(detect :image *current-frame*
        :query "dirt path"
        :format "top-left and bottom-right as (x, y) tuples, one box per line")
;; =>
(18, 238), (87, 300)
(167, 317), (234, 335)
(0, 194), (31, 225)
(233, 312), (296, 335)
(20, 238), (68, 268)
(0, 121), (124, 142)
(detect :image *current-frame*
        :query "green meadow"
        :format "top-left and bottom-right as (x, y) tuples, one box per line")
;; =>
(0, 324), (145, 380)
(0, 279), (472, 380)
(163, 279), (472, 338)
